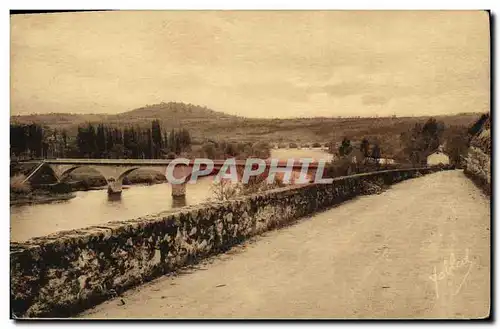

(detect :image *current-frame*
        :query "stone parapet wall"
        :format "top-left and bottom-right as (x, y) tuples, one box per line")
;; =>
(465, 146), (491, 195)
(465, 113), (491, 195)
(11, 168), (439, 318)
(470, 115), (491, 155)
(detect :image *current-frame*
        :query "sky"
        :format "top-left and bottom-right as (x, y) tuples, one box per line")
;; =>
(11, 10), (490, 118)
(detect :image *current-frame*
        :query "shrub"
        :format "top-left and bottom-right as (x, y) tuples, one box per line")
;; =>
(210, 172), (285, 202)
(10, 174), (31, 193)
(312, 142), (322, 148)
(224, 142), (239, 157)
(252, 141), (271, 158)
(200, 143), (216, 159)
(289, 142), (298, 149)
(210, 180), (242, 201)
(242, 174), (284, 195)
(324, 157), (357, 178)
(339, 137), (353, 156)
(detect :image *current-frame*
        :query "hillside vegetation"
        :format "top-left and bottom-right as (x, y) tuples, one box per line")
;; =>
(11, 101), (481, 157)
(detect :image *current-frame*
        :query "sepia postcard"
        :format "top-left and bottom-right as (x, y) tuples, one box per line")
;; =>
(9, 10), (491, 320)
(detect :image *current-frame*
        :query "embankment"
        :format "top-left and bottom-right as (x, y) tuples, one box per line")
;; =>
(464, 113), (491, 195)
(11, 167), (440, 318)
(10, 192), (76, 207)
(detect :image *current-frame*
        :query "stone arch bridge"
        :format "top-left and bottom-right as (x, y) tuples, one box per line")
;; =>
(22, 158), (323, 197)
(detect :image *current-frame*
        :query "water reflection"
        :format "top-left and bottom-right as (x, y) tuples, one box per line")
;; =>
(11, 177), (214, 242)
(107, 193), (123, 202)
(270, 147), (333, 162)
(172, 195), (187, 208)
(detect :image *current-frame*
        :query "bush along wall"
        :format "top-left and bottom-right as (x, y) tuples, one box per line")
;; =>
(11, 167), (441, 318)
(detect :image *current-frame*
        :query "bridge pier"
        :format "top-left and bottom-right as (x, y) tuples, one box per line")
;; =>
(171, 182), (187, 197)
(170, 163), (191, 197)
(107, 178), (123, 195)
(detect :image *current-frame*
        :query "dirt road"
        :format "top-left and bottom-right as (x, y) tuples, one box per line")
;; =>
(81, 170), (490, 319)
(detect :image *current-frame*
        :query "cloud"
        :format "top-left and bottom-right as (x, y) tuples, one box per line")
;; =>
(362, 95), (390, 106)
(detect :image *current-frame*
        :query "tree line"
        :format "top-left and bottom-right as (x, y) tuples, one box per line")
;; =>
(10, 120), (192, 160)
(76, 120), (191, 159)
(9, 116), (475, 164)
(400, 117), (469, 166)
(195, 140), (271, 160)
(326, 117), (470, 168)
(337, 137), (382, 160)
(10, 123), (48, 158)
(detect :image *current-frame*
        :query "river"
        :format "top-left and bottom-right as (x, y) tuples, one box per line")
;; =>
(270, 147), (334, 162)
(10, 178), (215, 242)
(10, 148), (332, 242)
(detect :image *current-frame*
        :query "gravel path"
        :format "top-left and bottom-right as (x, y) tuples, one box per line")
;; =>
(81, 170), (490, 319)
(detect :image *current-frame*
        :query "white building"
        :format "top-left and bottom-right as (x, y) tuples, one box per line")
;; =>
(427, 151), (450, 166)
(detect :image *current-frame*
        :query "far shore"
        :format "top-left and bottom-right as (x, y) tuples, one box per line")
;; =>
(10, 193), (76, 207)
(9, 182), (155, 207)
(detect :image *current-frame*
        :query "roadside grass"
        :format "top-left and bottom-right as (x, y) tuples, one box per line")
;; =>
(10, 174), (31, 193)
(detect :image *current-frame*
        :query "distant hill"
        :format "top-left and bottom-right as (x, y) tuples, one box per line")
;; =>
(11, 101), (482, 156)
(115, 102), (237, 121)
(11, 102), (240, 133)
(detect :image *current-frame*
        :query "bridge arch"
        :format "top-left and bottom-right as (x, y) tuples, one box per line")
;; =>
(55, 165), (116, 184)
(117, 167), (141, 182)
(57, 166), (86, 182)
(51, 165), (136, 184)
(117, 166), (168, 183)
(108, 166), (169, 194)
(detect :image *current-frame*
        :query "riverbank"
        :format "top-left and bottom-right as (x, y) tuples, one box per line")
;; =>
(10, 184), (143, 206)
(10, 181), (164, 208)
(10, 191), (76, 206)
